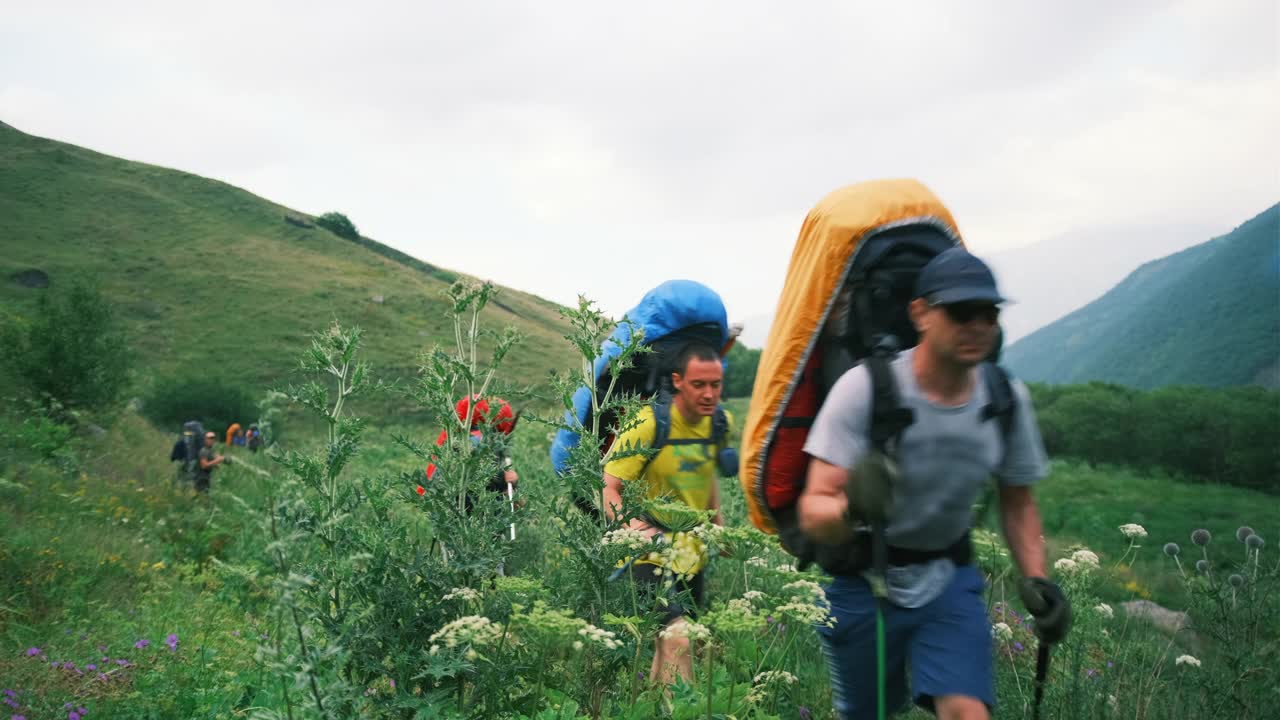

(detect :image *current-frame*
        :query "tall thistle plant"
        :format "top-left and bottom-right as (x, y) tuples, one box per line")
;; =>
(397, 281), (524, 588)
(229, 321), (374, 719)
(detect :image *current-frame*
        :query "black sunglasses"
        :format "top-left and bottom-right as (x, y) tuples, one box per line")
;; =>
(932, 301), (1000, 325)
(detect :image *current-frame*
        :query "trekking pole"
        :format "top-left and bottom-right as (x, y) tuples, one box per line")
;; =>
(870, 521), (889, 720)
(504, 457), (516, 541)
(1032, 643), (1050, 720)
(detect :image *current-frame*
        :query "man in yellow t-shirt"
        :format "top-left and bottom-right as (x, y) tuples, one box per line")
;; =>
(602, 342), (735, 687)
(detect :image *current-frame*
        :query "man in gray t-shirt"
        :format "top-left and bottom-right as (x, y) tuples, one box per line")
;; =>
(798, 247), (1071, 720)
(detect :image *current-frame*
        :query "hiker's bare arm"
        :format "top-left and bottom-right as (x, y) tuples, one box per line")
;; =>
(799, 458), (854, 544)
(999, 484), (1046, 578)
(199, 456), (222, 470)
(603, 472), (660, 538)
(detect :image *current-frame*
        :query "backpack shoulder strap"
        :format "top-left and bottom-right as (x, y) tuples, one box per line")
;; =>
(711, 405), (729, 448)
(980, 362), (1017, 445)
(866, 355), (914, 455)
(650, 396), (673, 452)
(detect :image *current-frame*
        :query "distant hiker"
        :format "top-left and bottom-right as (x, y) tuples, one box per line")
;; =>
(226, 422), (242, 448)
(601, 341), (737, 687)
(425, 396), (521, 514)
(246, 424), (263, 453)
(195, 431), (227, 494)
(170, 420), (204, 488)
(740, 181), (1071, 720)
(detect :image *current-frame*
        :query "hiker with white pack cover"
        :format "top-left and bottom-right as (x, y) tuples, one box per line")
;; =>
(739, 180), (1071, 720)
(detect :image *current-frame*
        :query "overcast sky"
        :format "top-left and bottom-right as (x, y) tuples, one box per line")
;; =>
(3, 1), (1277, 341)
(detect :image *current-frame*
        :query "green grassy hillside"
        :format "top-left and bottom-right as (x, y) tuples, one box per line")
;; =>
(1005, 204), (1280, 389)
(0, 121), (574, 416)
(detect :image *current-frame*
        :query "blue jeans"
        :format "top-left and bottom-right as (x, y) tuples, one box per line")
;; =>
(817, 564), (994, 719)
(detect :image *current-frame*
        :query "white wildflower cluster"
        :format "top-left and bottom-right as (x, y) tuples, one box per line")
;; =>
(745, 670), (798, 704)
(773, 580), (834, 628)
(1055, 548), (1100, 575)
(658, 621), (712, 642)
(727, 598), (755, 615)
(1094, 603), (1114, 620)
(577, 623), (622, 650)
(773, 563), (797, 574)
(1120, 523), (1148, 540)
(745, 556), (769, 568)
(428, 615), (503, 655)
(775, 601), (835, 628)
(992, 622), (1014, 641)
(753, 670), (798, 686)
(1175, 654), (1201, 668)
(691, 523), (725, 545)
(442, 587), (482, 603)
(782, 580), (827, 605)
(742, 590), (765, 603)
(601, 528), (650, 552)
(1071, 549), (1101, 569)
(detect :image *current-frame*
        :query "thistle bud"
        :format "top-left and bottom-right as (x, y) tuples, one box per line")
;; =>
(1245, 534), (1265, 550)
(1195, 559), (1210, 574)
(1163, 543), (1180, 557)
(1191, 529), (1211, 546)
(1236, 526), (1256, 542)
(1228, 574), (1245, 588)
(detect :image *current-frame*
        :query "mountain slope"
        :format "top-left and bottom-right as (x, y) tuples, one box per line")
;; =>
(1004, 204), (1280, 388)
(0, 121), (575, 412)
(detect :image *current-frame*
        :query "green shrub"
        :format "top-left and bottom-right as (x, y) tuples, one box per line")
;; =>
(315, 211), (359, 240)
(140, 372), (260, 438)
(0, 280), (132, 414)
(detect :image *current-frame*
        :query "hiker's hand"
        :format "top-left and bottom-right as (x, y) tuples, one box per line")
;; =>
(844, 451), (896, 524)
(1019, 577), (1072, 643)
(503, 469), (518, 486)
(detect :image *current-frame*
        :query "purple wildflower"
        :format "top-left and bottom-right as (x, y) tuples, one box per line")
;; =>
(116, 659), (130, 666)
(70, 713), (81, 720)
(165, 634), (179, 652)
(134, 639), (149, 650)
(97, 673), (108, 683)
(389, 679), (395, 689)
(3, 690), (14, 698)
(97, 645), (106, 652)
(24, 648), (41, 657)
(800, 707), (813, 720)
(4, 697), (19, 709)
(1014, 641), (1025, 652)
(78, 708), (87, 716)
(86, 664), (96, 671)
(14, 715), (27, 720)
